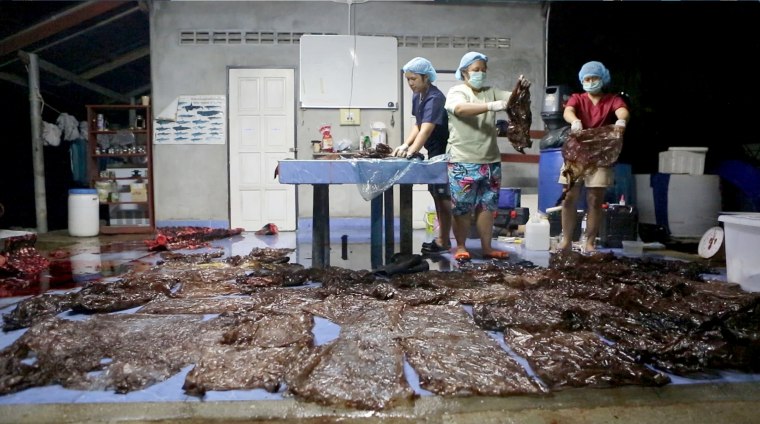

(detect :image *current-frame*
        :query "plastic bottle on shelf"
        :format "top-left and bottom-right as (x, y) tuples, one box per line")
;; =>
(321, 131), (333, 152)
(319, 124), (333, 152)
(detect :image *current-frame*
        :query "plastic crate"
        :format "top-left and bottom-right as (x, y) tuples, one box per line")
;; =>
(498, 188), (521, 209)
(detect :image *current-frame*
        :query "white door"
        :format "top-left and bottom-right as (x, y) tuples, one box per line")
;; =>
(401, 71), (458, 229)
(229, 68), (296, 231)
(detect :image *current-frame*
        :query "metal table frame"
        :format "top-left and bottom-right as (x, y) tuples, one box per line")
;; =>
(277, 159), (447, 269)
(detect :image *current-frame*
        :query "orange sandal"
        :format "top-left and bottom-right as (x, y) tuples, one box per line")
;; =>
(483, 250), (509, 260)
(454, 251), (471, 261)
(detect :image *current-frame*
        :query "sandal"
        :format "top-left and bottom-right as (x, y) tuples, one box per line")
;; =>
(454, 251), (471, 261)
(421, 240), (451, 255)
(483, 250), (509, 260)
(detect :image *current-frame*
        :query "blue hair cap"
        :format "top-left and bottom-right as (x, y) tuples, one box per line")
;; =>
(455, 51), (488, 81)
(578, 61), (611, 86)
(402, 57), (437, 82)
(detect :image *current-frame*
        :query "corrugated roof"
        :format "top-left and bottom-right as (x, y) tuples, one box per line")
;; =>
(0, 1), (150, 107)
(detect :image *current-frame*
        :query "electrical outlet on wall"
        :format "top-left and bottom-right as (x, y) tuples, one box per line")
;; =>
(339, 108), (361, 126)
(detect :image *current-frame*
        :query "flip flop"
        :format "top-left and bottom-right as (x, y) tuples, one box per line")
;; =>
(454, 251), (471, 261)
(483, 250), (509, 260)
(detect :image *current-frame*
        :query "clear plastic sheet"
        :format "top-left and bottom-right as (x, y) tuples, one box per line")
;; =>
(350, 154), (449, 201)
(504, 327), (671, 389)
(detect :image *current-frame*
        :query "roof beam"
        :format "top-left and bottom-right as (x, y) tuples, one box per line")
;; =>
(18, 51), (130, 103)
(127, 84), (152, 99)
(0, 1), (129, 57)
(79, 46), (150, 80)
(0, 71), (28, 87)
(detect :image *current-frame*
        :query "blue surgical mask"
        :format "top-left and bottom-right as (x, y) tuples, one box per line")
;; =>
(583, 79), (603, 94)
(468, 71), (486, 89)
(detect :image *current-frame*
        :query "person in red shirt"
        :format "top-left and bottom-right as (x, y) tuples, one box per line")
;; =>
(557, 61), (629, 252)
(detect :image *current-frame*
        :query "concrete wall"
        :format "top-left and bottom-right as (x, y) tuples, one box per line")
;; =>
(150, 1), (546, 226)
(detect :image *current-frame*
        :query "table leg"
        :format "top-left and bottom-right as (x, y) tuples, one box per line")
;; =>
(371, 195), (383, 269)
(313, 184), (330, 269)
(384, 187), (394, 264)
(399, 184), (413, 254)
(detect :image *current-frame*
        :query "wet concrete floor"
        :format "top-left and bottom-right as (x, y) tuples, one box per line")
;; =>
(1, 226), (758, 423)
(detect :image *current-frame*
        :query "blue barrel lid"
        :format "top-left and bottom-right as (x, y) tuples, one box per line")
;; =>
(69, 188), (97, 194)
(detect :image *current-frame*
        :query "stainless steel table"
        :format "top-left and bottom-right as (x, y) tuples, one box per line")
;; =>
(277, 158), (447, 269)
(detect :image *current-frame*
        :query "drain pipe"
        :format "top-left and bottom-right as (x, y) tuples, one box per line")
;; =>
(24, 52), (48, 233)
(544, 2), (551, 86)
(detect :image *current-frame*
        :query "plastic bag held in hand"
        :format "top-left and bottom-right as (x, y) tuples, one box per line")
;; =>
(555, 124), (624, 206)
(571, 120), (583, 132)
(505, 74), (533, 154)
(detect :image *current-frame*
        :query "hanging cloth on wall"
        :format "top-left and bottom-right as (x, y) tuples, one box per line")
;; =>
(42, 122), (61, 146)
(70, 137), (88, 186)
(56, 113), (80, 141)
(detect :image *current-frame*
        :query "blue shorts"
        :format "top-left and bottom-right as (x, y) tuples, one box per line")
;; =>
(447, 162), (502, 216)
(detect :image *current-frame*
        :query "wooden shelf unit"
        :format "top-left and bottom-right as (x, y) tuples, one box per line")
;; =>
(86, 104), (154, 234)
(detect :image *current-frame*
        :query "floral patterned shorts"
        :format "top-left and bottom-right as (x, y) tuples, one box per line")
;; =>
(447, 162), (501, 216)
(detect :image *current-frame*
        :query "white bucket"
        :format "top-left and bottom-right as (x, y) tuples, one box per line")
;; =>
(68, 188), (99, 237)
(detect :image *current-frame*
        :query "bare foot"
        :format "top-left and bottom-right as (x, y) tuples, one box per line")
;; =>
(556, 240), (572, 252)
(583, 242), (596, 253)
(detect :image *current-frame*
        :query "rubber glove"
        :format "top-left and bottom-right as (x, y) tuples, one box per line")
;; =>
(615, 119), (627, 128)
(487, 99), (508, 111)
(571, 120), (583, 132)
(518, 75), (531, 89)
(392, 144), (409, 157)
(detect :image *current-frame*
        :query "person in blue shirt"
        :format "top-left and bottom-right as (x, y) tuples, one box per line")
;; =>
(393, 57), (452, 254)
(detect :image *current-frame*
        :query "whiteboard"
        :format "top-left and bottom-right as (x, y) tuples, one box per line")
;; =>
(300, 35), (398, 109)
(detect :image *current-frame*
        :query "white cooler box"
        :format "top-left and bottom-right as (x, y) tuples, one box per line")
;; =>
(635, 173), (721, 238)
(658, 147), (707, 175)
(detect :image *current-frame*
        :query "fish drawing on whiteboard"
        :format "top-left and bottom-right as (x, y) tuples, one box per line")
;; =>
(181, 103), (203, 111)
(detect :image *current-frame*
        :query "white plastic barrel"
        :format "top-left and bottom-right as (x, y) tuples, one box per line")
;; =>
(68, 188), (99, 237)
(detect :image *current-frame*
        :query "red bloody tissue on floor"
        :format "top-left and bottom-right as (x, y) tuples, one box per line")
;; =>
(144, 226), (244, 251)
(254, 223), (279, 236)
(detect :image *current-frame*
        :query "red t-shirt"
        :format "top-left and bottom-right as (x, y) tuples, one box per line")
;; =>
(565, 93), (627, 128)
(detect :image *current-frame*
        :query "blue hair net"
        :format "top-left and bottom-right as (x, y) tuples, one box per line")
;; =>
(578, 61), (611, 86)
(402, 57), (437, 82)
(455, 51), (488, 81)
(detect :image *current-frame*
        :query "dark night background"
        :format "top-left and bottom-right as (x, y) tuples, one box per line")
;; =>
(547, 1), (760, 176)
(1, 1), (759, 231)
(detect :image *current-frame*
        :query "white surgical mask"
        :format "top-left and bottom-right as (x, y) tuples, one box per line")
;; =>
(468, 71), (486, 89)
(583, 79), (603, 94)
